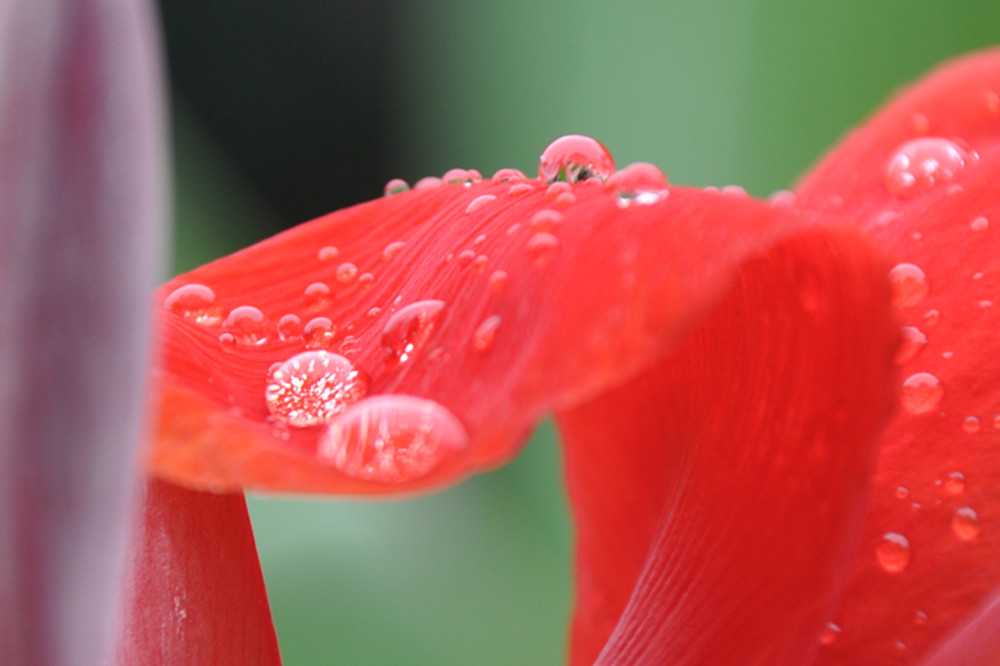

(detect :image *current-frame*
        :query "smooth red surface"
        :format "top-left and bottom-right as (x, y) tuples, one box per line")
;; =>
(114, 478), (281, 665)
(796, 48), (1000, 664)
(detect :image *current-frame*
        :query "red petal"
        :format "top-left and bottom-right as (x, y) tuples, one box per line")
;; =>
(113, 479), (281, 664)
(150, 179), (894, 499)
(558, 230), (898, 664)
(796, 48), (1000, 662)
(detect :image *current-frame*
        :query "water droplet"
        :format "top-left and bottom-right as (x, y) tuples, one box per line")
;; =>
(876, 532), (911, 573)
(952, 507), (981, 541)
(472, 315), (502, 353)
(381, 300), (445, 368)
(491, 167), (526, 183)
(895, 486), (910, 499)
(163, 284), (222, 326)
(414, 176), (442, 189)
(538, 134), (615, 183)
(722, 184), (748, 197)
(526, 232), (560, 267)
(303, 282), (331, 309)
(768, 189), (797, 207)
(336, 262), (358, 284)
(465, 194), (496, 214)
(218, 332), (236, 352)
(884, 137), (972, 198)
(962, 416), (980, 434)
(277, 314), (303, 340)
(993, 414), (1000, 430)
(608, 162), (669, 205)
(529, 209), (564, 232)
(367, 306), (381, 318)
(457, 249), (476, 267)
(545, 182), (572, 200)
(900, 372), (944, 415)
(317, 395), (468, 483)
(382, 241), (405, 261)
(888, 263), (929, 308)
(913, 610), (928, 626)
(944, 471), (967, 494)
(924, 309), (940, 326)
(265, 350), (368, 427)
(507, 182), (534, 196)
(383, 178), (410, 196)
(819, 622), (842, 646)
(895, 641), (907, 652)
(488, 269), (508, 293)
(895, 326), (927, 365)
(318, 246), (340, 262)
(971, 216), (990, 231)
(303, 316), (336, 349)
(442, 168), (482, 185)
(358, 273), (375, 289)
(554, 192), (577, 206)
(987, 90), (1000, 116)
(221, 306), (269, 345)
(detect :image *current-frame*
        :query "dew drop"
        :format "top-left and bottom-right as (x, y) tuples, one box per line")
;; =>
(952, 507), (981, 541)
(383, 178), (410, 196)
(538, 134), (615, 183)
(414, 176), (442, 189)
(358, 273), (375, 289)
(768, 189), (798, 207)
(277, 313), (303, 341)
(876, 532), (911, 573)
(900, 372), (944, 415)
(382, 241), (405, 261)
(465, 194), (496, 214)
(303, 282), (331, 309)
(819, 622), (842, 646)
(336, 262), (358, 284)
(381, 300), (445, 368)
(895, 326), (927, 365)
(265, 350), (368, 427)
(895, 486), (910, 500)
(507, 183), (534, 196)
(472, 254), (489, 272)
(472, 315), (502, 353)
(457, 249), (476, 267)
(491, 167), (526, 183)
(526, 232), (560, 267)
(913, 610), (928, 626)
(608, 162), (669, 205)
(529, 209), (564, 232)
(884, 137), (972, 198)
(944, 471), (967, 494)
(303, 316), (336, 349)
(318, 395), (468, 483)
(163, 284), (222, 326)
(221, 305), (269, 345)
(971, 216), (989, 231)
(962, 416), (980, 434)
(318, 246), (340, 262)
(218, 332), (236, 352)
(488, 269), (509, 293)
(888, 263), (929, 308)
(442, 168), (482, 185)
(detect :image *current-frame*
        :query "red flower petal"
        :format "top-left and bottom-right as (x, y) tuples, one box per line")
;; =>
(114, 479), (281, 664)
(558, 230), (898, 664)
(796, 48), (1000, 662)
(150, 177), (894, 504)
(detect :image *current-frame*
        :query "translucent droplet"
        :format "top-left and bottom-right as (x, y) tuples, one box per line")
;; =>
(884, 137), (972, 198)
(888, 263), (929, 308)
(913, 610), (928, 626)
(507, 183), (534, 197)
(465, 194), (496, 214)
(473, 234), (487, 246)
(366, 306), (381, 318)
(900, 372), (944, 415)
(442, 168), (482, 185)
(993, 414), (1000, 430)
(218, 332), (236, 352)
(318, 246), (340, 262)
(924, 309), (940, 326)
(768, 189), (797, 207)
(317, 395), (468, 483)
(472, 254), (489, 272)
(457, 249), (476, 267)
(221, 305), (269, 345)
(819, 622), (842, 646)
(488, 269), (508, 293)
(303, 282), (331, 309)
(303, 316), (336, 349)
(538, 134), (615, 183)
(382, 241), (405, 261)
(545, 182), (572, 200)
(554, 192), (577, 206)
(336, 262), (358, 284)
(971, 216), (989, 231)
(962, 416), (980, 434)
(381, 300), (445, 368)
(876, 532), (911, 573)
(277, 313), (303, 340)
(722, 184), (748, 197)
(383, 178), (410, 196)
(414, 176), (442, 189)
(358, 273), (375, 290)
(952, 507), (981, 541)
(265, 350), (368, 427)
(895, 326), (927, 365)
(529, 209), (564, 232)
(163, 283), (222, 326)
(895, 486), (910, 499)
(526, 232), (560, 267)
(491, 167), (526, 183)
(944, 471), (967, 494)
(608, 162), (669, 205)
(472, 315), (502, 353)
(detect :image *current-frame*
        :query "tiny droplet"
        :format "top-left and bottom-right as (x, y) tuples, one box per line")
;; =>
(952, 507), (981, 541)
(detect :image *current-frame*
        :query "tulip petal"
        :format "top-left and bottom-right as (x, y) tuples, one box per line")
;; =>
(557, 230), (898, 665)
(113, 479), (281, 664)
(919, 589), (1000, 666)
(796, 48), (1000, 662)
(0, 0), (166, 661)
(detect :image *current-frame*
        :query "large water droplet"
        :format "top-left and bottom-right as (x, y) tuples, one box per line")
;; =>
(318, 246), (340, 262)
(608, 162), (669, 205)
(884, 137), (972, 198)
(382, 241), (406, 262)
(962, 416), (980, 434)
(538, 134), (615, 183)
(472, 315), (502, 353)
(876, 532), (912, 573)
(488, 269), (509, 293)
(952, 507), (981, 541)
(900, 372), (944, 415)
(164, 284), (223, 326)
(336, 262), (358, 284)
(222, 305), (269, 345)
(318, 395), (468, 483)
(381, 300), (445, 368)
(491, 167), (526, 183)
(895, 326), (927, 365)
(265, 350), (368, 427)
(888, 263), (929, 308)
(414, 176), (442, 189)
(383, 178), (410, 196)
(442, 168), (482, 185)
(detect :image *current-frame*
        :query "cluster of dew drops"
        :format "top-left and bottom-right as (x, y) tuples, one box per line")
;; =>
(821, 92), (1000, 653)
(161, 135), (674, 485)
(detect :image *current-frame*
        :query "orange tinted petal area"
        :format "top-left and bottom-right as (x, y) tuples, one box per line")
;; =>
(558, 231), (898, 665)
(114, 479), (280, 664)
(796, 47), (1000, 663)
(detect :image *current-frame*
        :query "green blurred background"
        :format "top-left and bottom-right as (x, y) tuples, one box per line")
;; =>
(159, 2), (999, 663)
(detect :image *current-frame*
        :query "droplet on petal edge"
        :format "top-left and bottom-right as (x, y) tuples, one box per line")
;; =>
(944, 471), (967, 494)
(163, 283), (222, 326)
(526, 232), (560, 267)
(383, 178), (410, 196)
(381, 300), (445, 368)
(317, 395), (468, 484)
(971, 216), (989, 231)
(884, 137), (973, 199)
(876, 532), (912, 573)
(491, 167), (526, 183)
(607, 162), (669, 205)
(265, 350), (368, 427)
(538, 134), (615, 183)
(962, 416), (980, 434)
(819, 622), (842, 646)
(900, 372), (944, 415)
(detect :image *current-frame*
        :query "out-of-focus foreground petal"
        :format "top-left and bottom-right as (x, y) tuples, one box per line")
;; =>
(796, 47), (1000, 663)
(558, 230), (898, 665)
(0, 0), (167, 662)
